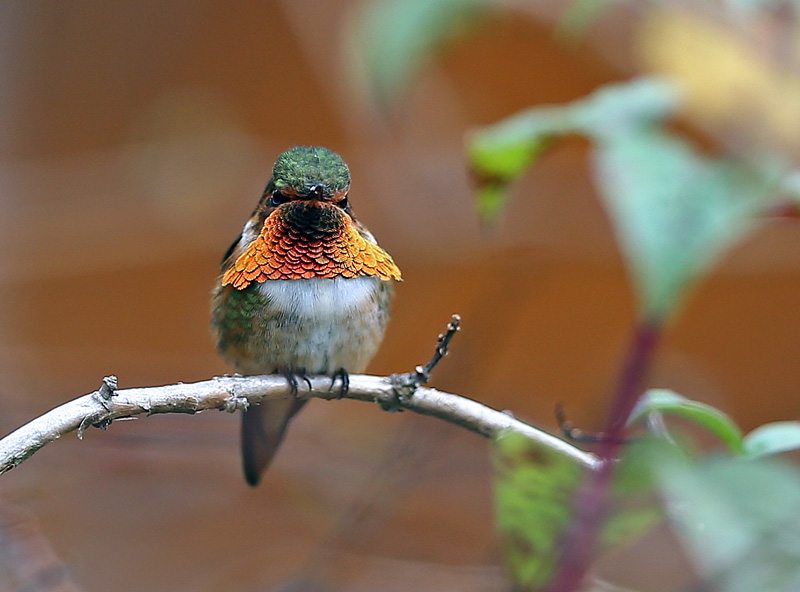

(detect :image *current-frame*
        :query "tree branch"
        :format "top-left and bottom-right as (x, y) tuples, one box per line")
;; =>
(0, 373), (597, 476)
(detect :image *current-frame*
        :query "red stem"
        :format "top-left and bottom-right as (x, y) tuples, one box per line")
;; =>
(547, 320), (662, 592)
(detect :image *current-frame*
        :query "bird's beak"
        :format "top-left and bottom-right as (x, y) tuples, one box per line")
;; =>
(308, 185), (325, 200)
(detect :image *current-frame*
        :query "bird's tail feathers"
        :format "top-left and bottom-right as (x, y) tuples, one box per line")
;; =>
(241, 398), (306, 486)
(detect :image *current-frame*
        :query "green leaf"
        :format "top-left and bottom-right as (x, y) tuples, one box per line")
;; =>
(602, 440), (663, 549)
(629, 389), (745, 454)
(493, 430), (661, 590)
(653, 447), (800, 592)
(571, 77), (680, 137)
(474, 184), (512, 222)
(467, 106), (571, 179)
(467, 106), (569, 222)
(465, 78), (678, 221)
(352, 0), (490, 104)
(744, 422), (800, 458)
(557, 0), (617, 40)
(592, 129), (771, 320)
(493, 430), (586, 590)
(467, 77), (775, 318)
(722, 0), (800, 18)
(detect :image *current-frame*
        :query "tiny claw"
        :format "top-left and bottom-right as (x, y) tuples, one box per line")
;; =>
(330, 368), (349, 399)
(300, 373), (313, 391)
(283, 371), (312, 397)
(283, 372), (299, 396)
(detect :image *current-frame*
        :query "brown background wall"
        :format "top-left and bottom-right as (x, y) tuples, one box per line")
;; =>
(1, 2), (799, 591)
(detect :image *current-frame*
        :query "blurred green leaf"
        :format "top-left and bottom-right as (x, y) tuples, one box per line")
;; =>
(602, 440), (663, 549)
(467, 107), (568, 179)
(654, 448), (800, 592)
(571, 77), (680, 137)
(592, 129), (771, 320)
(557, 0), (617, 40)
(630, 389), (745, 454)
(466, 78), (679, 222)
(723, 0), (800, 18)
(744, 422), (800, 458)
(467, 77), (776, 318)
(779, 170), (800, 211)
(493, 430), (586, 590)
(493, 430), (661, 590)
(474, 184), (511, 221)
(353, 0), (490, 104)
(467, 106), (570, 222)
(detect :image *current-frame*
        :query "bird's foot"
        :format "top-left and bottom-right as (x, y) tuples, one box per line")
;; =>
(329, 368), (350, 399)
(282, 371), (313, 398)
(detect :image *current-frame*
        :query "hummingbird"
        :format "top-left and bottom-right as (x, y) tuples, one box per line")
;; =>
(211, 146), (401, 486)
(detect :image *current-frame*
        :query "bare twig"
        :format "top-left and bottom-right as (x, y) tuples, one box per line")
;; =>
(0, 314), (597, 476)
(555, 403), (631, 446)
(416, 314), (461, 384)
(0, 374), (596, 476)
(382, 314), (462, 412)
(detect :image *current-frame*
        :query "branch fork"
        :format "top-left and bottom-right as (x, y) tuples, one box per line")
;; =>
(77, 375), (119, 438)
(386, 314), (461, 411)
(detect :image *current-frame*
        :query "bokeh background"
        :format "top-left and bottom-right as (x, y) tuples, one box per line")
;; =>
(1, 1), (800, 591)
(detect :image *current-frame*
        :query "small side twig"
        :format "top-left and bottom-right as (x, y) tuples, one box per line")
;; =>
(555, 403), (629, 446)
(387, 314), (461, 411)
(96, 375), (118, 403)
(416, 314), (461, 384)
(77, 376), (119, 439)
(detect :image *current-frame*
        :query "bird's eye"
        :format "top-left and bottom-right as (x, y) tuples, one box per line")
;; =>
(269, 190), (289, 207)
(338, 195), (349, 209)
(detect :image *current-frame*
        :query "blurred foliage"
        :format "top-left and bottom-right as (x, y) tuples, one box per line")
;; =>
(602, 440), (662, 550)
(496, 393), (800, 592)
(469, 78), (780, 321)
(744, 422), (800, 458)
(626, 394), (800, 592)
(646, 439), (800, 592)
(493, 431), (660, 591)
(493, 431), (585, 590)
(353, 0), (800, 590)
(632, 389), (800, 460)
(640, 7), (800, 148)
(352, 0), (491, 104)
(467, 79), (677, 220)
(591, 126), (776, 321)
(630, 389), (746, 454)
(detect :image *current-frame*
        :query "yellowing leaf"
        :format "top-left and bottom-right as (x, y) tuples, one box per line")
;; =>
(639, 9), (800, 147)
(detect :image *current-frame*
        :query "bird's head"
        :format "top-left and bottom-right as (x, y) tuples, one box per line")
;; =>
(221, 146), (400, 288)
(268, 145), (351, 208)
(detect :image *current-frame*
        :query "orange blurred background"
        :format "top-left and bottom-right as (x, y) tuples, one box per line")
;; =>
(1, 2), (799, 591)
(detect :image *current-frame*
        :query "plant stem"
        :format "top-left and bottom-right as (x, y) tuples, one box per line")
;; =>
(548, 319), (662, 592)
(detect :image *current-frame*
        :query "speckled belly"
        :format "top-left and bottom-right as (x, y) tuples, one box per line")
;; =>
(211, 276), (393, 376)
